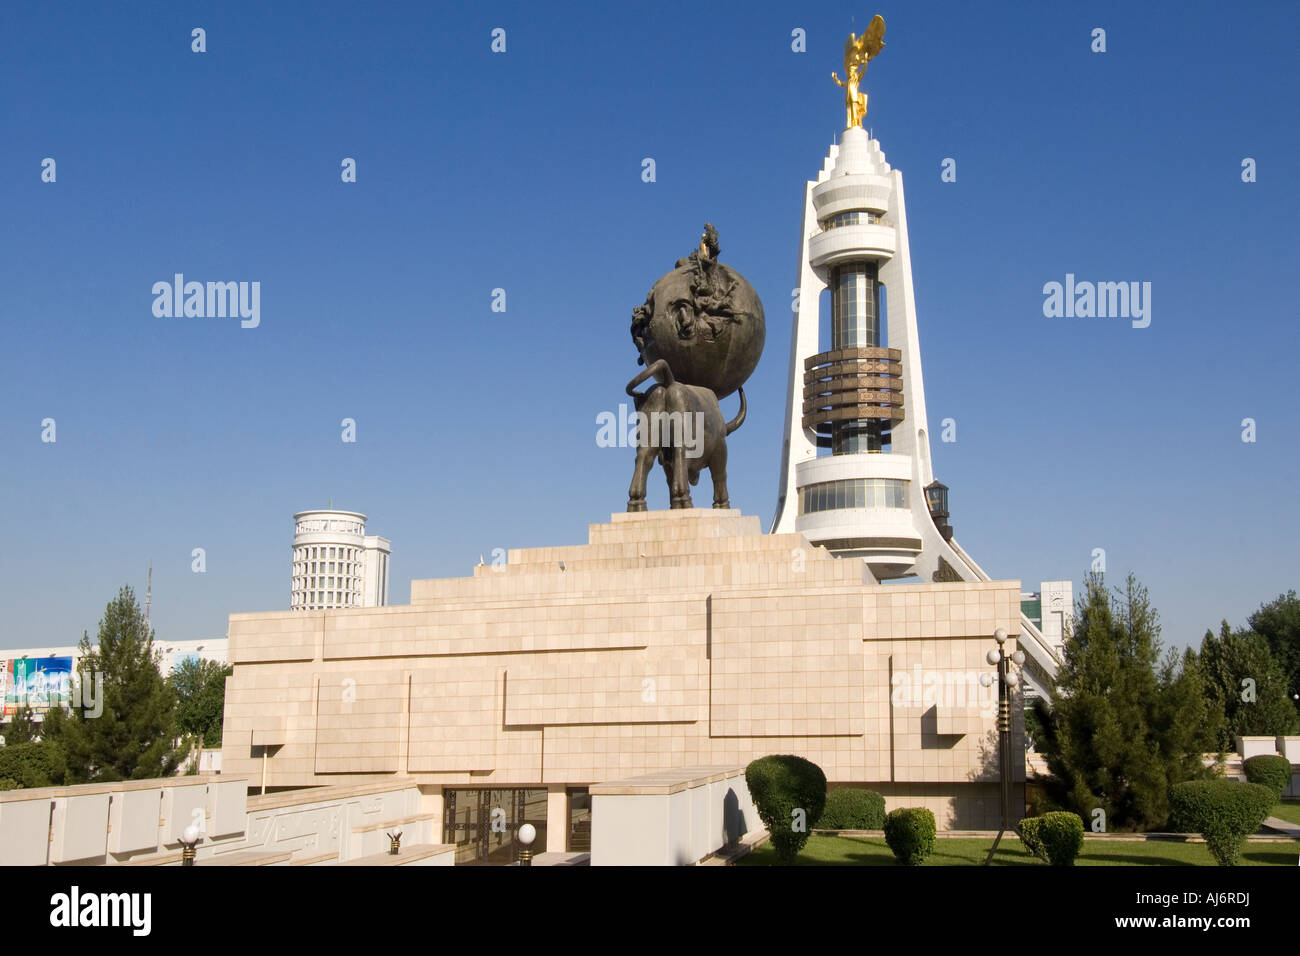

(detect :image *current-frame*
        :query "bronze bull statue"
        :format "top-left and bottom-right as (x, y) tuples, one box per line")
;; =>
(625, 358), (746, 511)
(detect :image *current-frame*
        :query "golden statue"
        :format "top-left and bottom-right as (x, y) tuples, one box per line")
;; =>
(832, 15), (886, 129)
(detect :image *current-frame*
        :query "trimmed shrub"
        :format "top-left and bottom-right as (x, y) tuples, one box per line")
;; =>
(0, 778), (19, 792)
(815, 788), (886, 830)
(1243, 754), (1291, 801)
(0, 740), (66, 790)
(745, 755), (827, 865)
(883, 807), (936, 865)
(1017, 817), (1045, 861)
(1037, 812), (1085, 866)
(1168, 780), (1275, 866)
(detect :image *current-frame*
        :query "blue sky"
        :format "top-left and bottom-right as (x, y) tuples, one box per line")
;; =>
(2, 0), (1297, 654)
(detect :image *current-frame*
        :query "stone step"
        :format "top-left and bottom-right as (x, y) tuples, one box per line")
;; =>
(115, 850), (184, 866)
(333, 844), (455, 866)
(203, 849), (293, 866)
(290, 851), (339, 865)
(417, 559), (868, 603)
(588, 511), (761, 545)
(483, 553), (824, 578)
(350, 811), (439, 834)
(116, 848), (292, 866)
(499, 532), (825, 569)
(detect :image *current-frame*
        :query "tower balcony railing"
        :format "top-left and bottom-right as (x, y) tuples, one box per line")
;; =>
(808, 222), (897, 267)
(809, 212), (889, 240)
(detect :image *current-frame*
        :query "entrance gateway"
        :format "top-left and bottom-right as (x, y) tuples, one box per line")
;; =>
(442, 788), (590, 865)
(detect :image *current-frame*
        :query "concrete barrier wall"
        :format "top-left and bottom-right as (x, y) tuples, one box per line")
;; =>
(0, 776), (248, 866)
(240, 781), (425, 862)
(1279, 737), (1300, 798)
(590, 766), (758, 866)
(1237, 736), (1279, 760)
(1232, 737), (1300, 798)
(0, 776), (441, 865)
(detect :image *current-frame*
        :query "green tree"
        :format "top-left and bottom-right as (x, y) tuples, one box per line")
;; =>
(1200, 621), (1299, 750)
(2, 702), (39, 746)
(0, 740), (67, 788)
(1155, 645), (1225, 784)
(1247, 591), (1300, 715)
(745, 755), (827, 865)
(167, 657), (233, 748)
(41, 586), (185, 783)
(1033, 573), (1220, 831)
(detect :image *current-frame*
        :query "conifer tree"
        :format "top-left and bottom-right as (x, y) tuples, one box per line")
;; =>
(1247, 591), (1300, 713)
(2, 702), (39, 746)
(42, 586), (184, 782)
(1035, 573), (1219, 831)
(1200, 621), (1299, 750)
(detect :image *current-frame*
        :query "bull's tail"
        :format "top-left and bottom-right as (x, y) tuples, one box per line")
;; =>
(626, 358), (675, 397)
(725, 388), (747, 435)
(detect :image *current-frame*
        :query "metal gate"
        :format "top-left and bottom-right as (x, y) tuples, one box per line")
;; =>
(442, 788), (546, 865)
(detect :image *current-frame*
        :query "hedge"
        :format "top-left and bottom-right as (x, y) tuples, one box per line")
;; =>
(1017, 817), (1045, 861)
(1018, 812), (1084, 866)
(815, 788), (886, 830)
(1168, 780), (1275, 866)
(745, 755), (827, 865)
(883, 807), (936, 865)
(1243, 754), (1291, 801)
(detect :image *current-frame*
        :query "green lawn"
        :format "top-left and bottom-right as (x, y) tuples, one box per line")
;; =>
(737, 833), (1300, 866)
(1271, 801), (1300, 826)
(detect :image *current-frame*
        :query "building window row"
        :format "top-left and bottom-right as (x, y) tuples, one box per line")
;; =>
(294, 560), (359, 575)
(798, 478), (908, 514)
(292, 576), (360, 589)
(291, 590), (359, 608)
(822, 210), (882, 229)
(295, 520), (364, 534)
(295, 545), (360, 561)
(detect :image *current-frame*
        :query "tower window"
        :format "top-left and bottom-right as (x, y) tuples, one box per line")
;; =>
(798, 478), (908, 514)
(823, 210), (881, 229)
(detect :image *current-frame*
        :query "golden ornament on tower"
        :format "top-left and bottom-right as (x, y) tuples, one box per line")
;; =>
(831, 15), (886, 129)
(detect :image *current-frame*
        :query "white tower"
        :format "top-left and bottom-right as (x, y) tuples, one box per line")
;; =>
(771, 125), (952, 581)
(770, 62), (1062, 693)
(291, 509), (390, 611)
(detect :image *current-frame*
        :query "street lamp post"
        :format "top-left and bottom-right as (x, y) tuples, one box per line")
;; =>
(178, 822), (202, 867)
(981, 628), (1024, 866)
(517, 823), (536, 867)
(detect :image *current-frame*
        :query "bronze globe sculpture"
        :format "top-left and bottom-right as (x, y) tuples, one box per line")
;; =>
(630, 223), (765, 400)
(626, 224), (764, 511)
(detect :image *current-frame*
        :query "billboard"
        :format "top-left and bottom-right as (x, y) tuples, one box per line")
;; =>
(2, 657), (74, 716)
(172, 651), (202, 672)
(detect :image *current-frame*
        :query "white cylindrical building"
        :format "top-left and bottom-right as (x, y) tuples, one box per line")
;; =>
(291, 510), (390, 610)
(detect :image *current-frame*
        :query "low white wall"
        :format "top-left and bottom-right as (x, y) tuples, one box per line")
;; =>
(1279, 737), (1300, 799)
(0, 776), (248, 866)
(590, 766), (758, 866)
(0, 775), (452, 866)
(239, 781), (425, 862)
(0, 776), (443, 865)
(1237, 736), (1279, 760)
